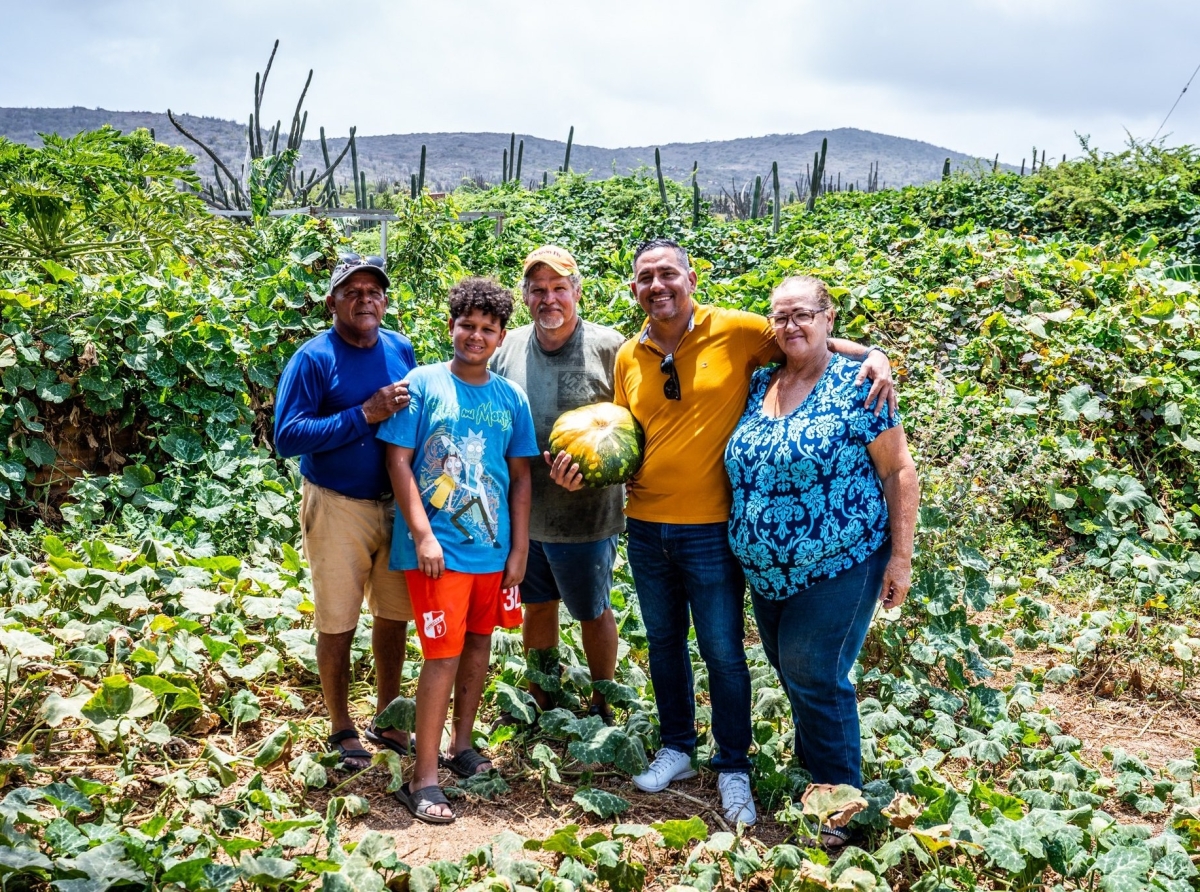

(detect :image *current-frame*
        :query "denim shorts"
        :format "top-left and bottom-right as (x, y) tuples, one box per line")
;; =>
(521, 536), (617, 622)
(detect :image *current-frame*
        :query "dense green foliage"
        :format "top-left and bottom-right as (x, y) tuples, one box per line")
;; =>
(0, 129), (1199, 892)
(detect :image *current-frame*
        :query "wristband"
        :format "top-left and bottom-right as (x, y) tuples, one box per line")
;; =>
(862, 346), (887, 362)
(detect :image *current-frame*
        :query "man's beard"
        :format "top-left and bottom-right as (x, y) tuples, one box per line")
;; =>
(536, 312), (565, 330)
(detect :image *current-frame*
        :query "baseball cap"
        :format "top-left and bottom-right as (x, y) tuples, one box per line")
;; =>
(330, 253), (391, 292)
(522, 245), (579, 278)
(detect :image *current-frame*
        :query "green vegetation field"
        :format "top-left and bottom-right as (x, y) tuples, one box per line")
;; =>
(1, 127), (1199, 892)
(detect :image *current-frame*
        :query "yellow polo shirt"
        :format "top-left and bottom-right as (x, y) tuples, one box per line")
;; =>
(614, 301), (779, 524)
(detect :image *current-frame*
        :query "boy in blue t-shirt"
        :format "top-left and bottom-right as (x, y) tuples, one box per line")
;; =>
(378, 278), (538, 824)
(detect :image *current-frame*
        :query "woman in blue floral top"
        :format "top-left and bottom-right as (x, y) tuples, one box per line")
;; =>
(724, 275), (918, 847)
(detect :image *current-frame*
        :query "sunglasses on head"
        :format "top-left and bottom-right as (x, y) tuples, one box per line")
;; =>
(660, 353), (681, 401)
(335, 252), (386, 272)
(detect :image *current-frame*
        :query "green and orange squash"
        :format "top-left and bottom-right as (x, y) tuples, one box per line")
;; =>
(548, 402), (644, 488)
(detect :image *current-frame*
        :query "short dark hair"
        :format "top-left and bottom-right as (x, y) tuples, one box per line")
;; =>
(448, 277), (514, 327)
(633, 238), (690, 272)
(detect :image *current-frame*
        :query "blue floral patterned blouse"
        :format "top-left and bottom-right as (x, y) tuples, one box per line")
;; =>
(724, 355), (898, 600)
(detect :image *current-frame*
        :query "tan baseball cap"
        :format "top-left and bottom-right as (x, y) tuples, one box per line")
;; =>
(522, 245), (579, 278)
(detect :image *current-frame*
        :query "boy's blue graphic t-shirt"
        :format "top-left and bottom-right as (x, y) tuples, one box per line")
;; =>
(377, 363), (538, 574)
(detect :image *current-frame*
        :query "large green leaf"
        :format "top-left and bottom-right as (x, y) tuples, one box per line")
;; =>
(374, 695), (416, 732)
(1059, 385), (1104, 422)
(572, 787), (630, 819)
(652, 816), (708, 850)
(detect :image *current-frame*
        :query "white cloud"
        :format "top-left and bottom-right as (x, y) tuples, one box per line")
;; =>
(1, 0), (1197, 162)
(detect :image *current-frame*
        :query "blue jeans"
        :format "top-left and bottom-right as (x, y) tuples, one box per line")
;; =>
(625, 518), (752, 774)
(750, 541), (891, 788)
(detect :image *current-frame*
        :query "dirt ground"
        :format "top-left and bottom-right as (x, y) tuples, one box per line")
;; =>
(313, 759), (795, 860)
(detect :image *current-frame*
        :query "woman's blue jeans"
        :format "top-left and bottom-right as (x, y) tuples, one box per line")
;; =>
(750, 541), (890, 788)
(625, 518), (752, 774)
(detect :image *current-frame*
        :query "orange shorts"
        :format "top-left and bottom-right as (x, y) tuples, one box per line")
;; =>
(404, 571), (523, 659)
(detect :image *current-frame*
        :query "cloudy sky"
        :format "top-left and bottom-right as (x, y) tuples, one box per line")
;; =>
(3, 0), (1198, 163)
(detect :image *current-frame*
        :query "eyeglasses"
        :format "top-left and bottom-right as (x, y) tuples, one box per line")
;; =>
(660, 353), (681, 401)
(767, 308), (825, 329)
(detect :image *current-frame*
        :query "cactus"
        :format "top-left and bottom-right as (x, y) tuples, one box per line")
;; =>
(655, 148), (669, 207)
(1020, 159), (1026, 176)
(509, 132), (516, 181)
(771, 161), (780, 235)
(515, 140), (524, 185)
(751, 175), (762, 220)
(359, 171), (367, 210)
(411, 173), (418, 200)
(993, 153), (999, 173)
(1031, 146), (1037, 173)
(417, 144), (426, 195)
(350, 127), (361, 207)
(806, 138), (828, 212)
(692, 162), (701, 228)
(562, 125), (574, 173)
(502, 149), (509, 184)
(543, 171), (548, 189)
(942, 158), (951, 180)
(1040, 149), (1046, 170)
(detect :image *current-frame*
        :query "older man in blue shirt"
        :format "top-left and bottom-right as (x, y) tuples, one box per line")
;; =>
(275, 254), (416, 770)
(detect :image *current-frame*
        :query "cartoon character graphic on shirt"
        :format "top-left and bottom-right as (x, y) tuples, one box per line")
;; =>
(418, 428), (501, 547)
(451, 429), (500, 547)
(421, 438), (463, 516)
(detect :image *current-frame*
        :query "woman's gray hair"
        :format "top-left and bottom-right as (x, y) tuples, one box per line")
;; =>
(772, 275), (833, 310)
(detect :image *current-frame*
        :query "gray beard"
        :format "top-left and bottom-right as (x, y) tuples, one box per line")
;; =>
(536, 314), (565, 330)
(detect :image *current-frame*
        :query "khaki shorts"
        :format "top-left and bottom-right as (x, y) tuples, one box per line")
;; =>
(300, 479), (414, 634)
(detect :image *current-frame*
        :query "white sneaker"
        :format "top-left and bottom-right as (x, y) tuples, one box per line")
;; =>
(718, 772), (757, 826)
(632, 748), (696, 792)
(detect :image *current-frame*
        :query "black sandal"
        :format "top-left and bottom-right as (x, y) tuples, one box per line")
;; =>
(326, 728), (372, 771)
(363, 721), (414, 756)
(820, 825), (861, 850)
(439, 748), (493, 778)
(395, 782), (455, 824)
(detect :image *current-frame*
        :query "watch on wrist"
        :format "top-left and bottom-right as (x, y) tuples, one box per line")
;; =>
(863, 345), (887, 362)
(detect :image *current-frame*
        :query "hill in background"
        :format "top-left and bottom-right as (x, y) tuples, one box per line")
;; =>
(0, 106), (1012, 195)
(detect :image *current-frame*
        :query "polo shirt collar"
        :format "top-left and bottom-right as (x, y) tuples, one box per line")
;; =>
(638, 300), (702, 346)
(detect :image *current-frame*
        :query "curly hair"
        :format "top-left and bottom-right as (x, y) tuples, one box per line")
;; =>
(448, 277), (514, 326)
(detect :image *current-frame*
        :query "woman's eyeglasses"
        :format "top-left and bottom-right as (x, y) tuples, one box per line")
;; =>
(660, 353), (681, 401)
(767, 308), (824, 329)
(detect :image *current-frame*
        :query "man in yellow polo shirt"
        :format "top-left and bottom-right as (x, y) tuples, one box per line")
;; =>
(608, 238), (894, 826)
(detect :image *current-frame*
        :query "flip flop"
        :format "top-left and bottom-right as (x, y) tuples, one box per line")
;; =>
(363, 721), (414, 756)
(395, 782), (455, 824)
(326, 728), (372, 771)
(439, 748), (493, 778)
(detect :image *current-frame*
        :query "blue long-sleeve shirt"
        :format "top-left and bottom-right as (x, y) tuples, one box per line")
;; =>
(274, 329), (417, 500)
